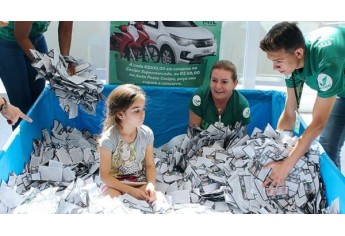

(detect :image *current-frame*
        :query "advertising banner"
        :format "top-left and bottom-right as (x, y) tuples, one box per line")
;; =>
(109, 21), (222, 87)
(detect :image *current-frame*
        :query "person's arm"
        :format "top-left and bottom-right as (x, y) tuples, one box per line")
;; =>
(0, 97), (32, 125)
(58, 21), (76, 75)
(263, 95), (336, 192)
(189, 110), (201, 128)
(13, 21), (36, 62)
(144, 142), (156, 202)
(286, 95), (336, 166)
(58, 21), (73, 56)
(99, 147), (149, 200)
(277, 87), (297, 131)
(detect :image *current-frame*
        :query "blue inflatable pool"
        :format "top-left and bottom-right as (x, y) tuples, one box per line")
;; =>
(0, 84), (344, 213)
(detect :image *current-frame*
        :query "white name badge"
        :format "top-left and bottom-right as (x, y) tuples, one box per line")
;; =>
(293, 111), (300, 134)
(215, 114), (224, 129)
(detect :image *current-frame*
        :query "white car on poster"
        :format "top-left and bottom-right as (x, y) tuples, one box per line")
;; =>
(139, 21), (217, 64)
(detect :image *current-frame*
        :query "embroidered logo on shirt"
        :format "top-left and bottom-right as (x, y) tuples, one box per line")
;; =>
(316, 39), (333, 49)
(243, 107), (250, 118)
(192, 95), (201, 106)
(317, 73), (332, 91)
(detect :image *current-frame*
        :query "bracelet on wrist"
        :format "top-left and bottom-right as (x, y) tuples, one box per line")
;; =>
(146, 182), (155, 189)
(63, 55), (77, 65)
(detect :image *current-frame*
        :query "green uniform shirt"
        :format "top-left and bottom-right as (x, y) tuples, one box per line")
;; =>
(0, 21), (50, 41)
(286, 26), (345, 98)
(189, 87), (251, 130)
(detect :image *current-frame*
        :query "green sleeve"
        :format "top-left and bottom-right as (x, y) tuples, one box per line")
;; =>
(316, 59), (344, 98)
(189, 89), (203, 117)
(237, 92), (251, 126)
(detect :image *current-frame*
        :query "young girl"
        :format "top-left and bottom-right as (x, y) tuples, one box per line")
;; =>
(99, 84), (156, 202)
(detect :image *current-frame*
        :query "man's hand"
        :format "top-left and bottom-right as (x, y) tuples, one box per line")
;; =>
(262, 160), (290, 195)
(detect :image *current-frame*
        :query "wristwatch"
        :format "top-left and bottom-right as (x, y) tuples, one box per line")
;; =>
(0, 96), (8, 113)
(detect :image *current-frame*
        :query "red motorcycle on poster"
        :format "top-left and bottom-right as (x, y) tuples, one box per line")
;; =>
(110, 24), (134, 60)
(110, 22), (160, 63)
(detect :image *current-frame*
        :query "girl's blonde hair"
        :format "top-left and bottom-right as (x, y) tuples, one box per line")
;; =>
(103, 84), (146, 131)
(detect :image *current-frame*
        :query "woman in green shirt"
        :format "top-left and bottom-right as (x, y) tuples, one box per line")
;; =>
(189, 60), (251, 130)
(0, 21), (74, 129)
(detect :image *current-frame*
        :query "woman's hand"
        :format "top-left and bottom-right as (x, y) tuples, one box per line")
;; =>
(67, 63), (76, 76)
(1, 98), (32, 125)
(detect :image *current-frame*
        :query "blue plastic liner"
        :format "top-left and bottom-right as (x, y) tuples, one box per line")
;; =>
(1, 84), (344, 213)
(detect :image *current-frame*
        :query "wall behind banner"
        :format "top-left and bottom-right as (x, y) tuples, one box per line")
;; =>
(108, 21), (222, 87)
(45, 21), (110, 81)
(45, 21), (331, 90)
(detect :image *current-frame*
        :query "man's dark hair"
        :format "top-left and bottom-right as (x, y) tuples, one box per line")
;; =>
(260, 21), (305, 53)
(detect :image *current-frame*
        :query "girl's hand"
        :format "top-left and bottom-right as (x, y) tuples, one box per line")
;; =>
(129, 187), (150, 201)
(145, 182), (156, 203)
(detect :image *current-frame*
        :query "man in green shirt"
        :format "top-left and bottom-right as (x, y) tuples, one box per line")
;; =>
(260, 21), (345, 191)
(189, 60), (251, 130)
